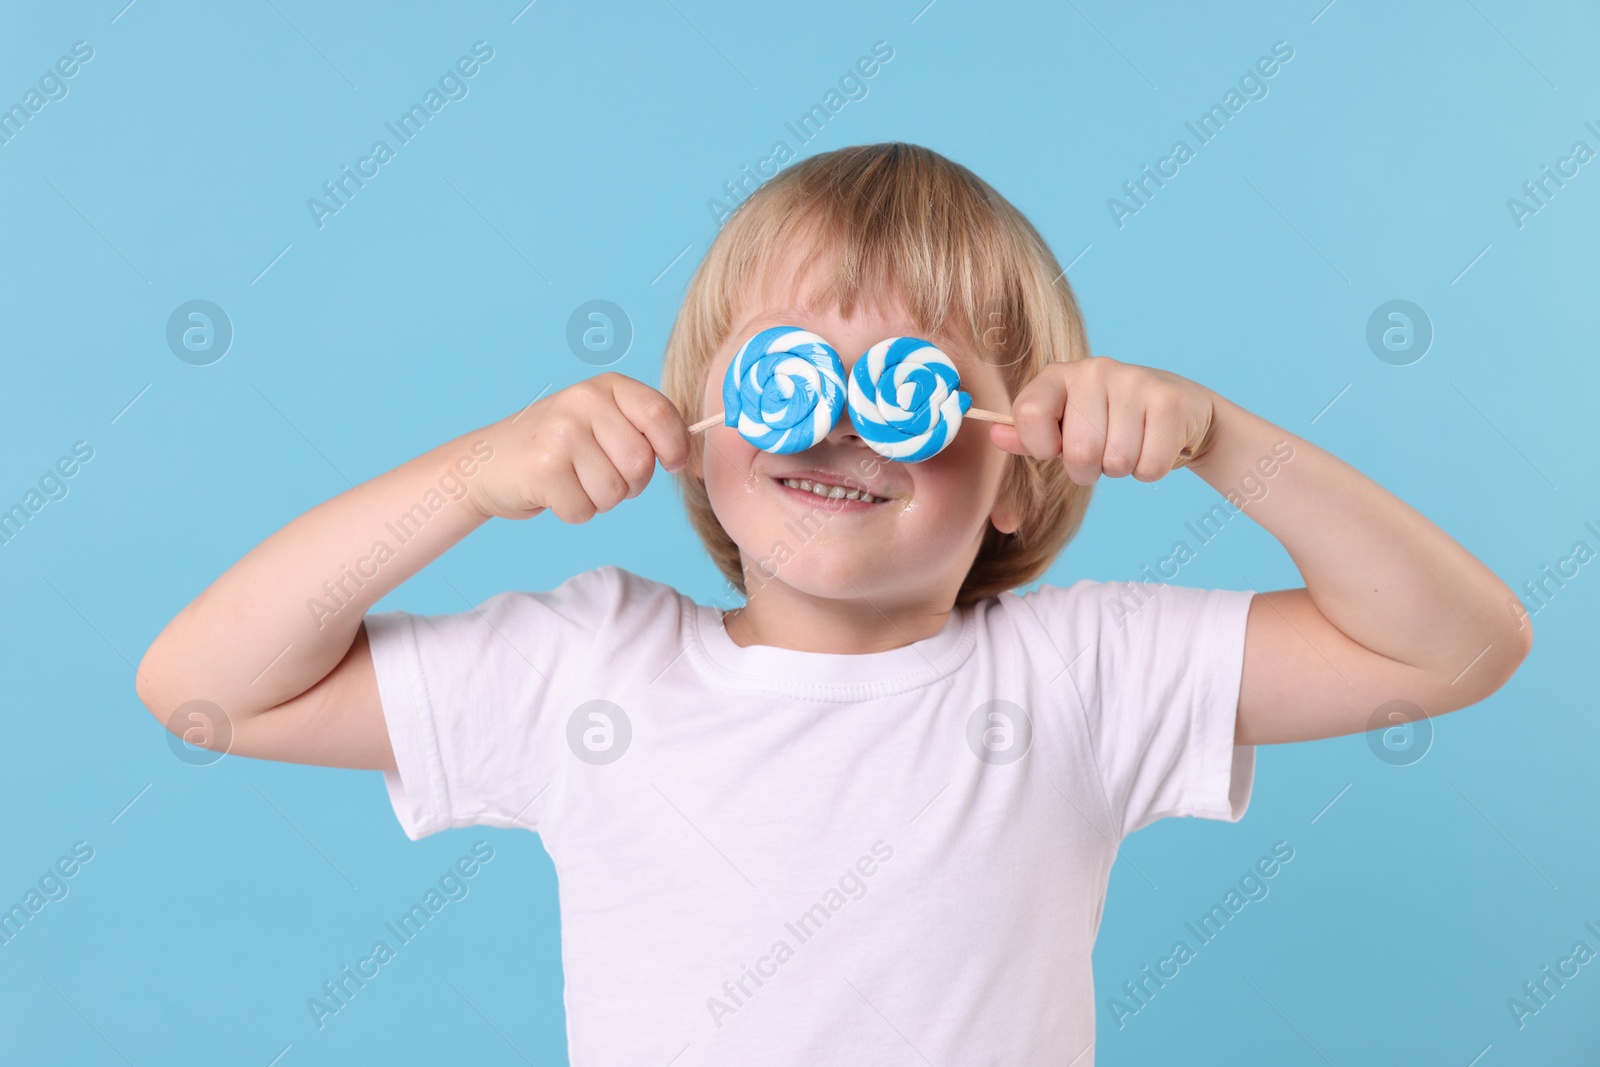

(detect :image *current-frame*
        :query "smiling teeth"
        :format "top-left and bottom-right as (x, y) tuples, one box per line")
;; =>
(780, 478), (887, 503)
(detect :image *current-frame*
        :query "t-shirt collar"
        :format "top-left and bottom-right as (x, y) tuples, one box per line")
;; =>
(687, 598), (977, 701)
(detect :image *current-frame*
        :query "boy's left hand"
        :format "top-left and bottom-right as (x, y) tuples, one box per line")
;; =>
(990, 356), (1217, 485)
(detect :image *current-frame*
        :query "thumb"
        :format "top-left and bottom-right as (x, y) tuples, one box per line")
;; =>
(988, 421), (1033, 456)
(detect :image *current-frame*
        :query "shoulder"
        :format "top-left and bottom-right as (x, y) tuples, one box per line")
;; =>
(501, 564), (688, 623)
(545, 567), (700, 673)
(996, 576), (1125, 631)
(394, 566), (689, 643)
(997, 577), (1247, 649)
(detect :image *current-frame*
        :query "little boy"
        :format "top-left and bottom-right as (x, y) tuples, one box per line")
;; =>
(137, 142), (1529, 1064)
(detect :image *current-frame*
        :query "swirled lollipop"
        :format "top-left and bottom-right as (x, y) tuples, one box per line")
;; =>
(846, 337), (983, 462)
(687, 326), (847, 454)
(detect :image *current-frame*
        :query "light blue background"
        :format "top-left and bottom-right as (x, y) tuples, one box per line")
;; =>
(2, 1), (1596, 1063)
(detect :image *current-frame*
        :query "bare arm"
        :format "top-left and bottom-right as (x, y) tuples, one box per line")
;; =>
(994, 356), (1532, 746)
(136, 432), (493, 770)
(1183, 392), (1532, 745)
(135, 373), (691, 770)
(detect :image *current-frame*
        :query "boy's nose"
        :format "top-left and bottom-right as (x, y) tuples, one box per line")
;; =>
(823, 406), (862, 445)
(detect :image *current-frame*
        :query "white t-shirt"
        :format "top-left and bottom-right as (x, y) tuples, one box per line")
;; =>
(364, 565), (1256, 1065)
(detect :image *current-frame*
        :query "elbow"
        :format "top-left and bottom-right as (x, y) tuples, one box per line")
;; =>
(1498, 589), (1535, 681)
(1504, 612), (1534, 688)
(135, 672), (173, 738)
(135, 625), (258, 759)
(1448, 597), (1534, 708)
(134, 638), (178, 728)
(135, 650), (234, 756)
(134, 646), (159, 715)
(1480, 634), (1531, 704)
(1514, 597), (1535, 657)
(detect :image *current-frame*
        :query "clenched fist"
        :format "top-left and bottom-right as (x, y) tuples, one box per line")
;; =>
(466, 372), (691, 523)
(989, 356), (1217, 485)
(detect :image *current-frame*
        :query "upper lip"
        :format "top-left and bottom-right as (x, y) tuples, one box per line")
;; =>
(771, 468), (890, 498)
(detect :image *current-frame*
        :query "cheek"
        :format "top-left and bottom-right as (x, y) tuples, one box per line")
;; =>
(913, 446), (1007, 529)
(902, 454), (990, 521)
(701, 434), (761, 512)
(930, 431), (1002, 495)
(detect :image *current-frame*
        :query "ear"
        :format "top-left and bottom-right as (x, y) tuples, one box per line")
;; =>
(989, 488), (1020, 536)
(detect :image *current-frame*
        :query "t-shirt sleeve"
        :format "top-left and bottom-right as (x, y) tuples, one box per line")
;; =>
(1017, 579), (1257, 839)
(361, 566), (622, 841)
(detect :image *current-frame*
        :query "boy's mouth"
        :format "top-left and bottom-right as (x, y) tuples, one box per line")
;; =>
(771, 469), (891, 506)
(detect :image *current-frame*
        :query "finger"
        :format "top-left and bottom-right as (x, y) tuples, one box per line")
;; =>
(535, 450), (599, 524)
(590, 405), (660, 500)
(566, 429), (633, 518)
(1100, 387), (1145, 479)
(989, 420), (1027, 455)
(611, 376), (692, 474)
(1010, 371), (1066, 461)
(1059, 380), (1108, 486)
(1134, 403), (1189, 482)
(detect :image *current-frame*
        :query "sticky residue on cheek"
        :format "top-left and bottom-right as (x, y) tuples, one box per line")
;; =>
(732, 450), (765, 496)
(877, 478), (917, 516)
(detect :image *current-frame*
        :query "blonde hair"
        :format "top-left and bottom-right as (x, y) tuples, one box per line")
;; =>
(661, 142), (1093, 606)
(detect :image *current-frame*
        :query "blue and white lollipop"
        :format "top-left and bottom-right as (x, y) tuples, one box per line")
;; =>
(700, 326), (847, 454)
(687, 329), (1015, 461)
(846, 337), (973, 462)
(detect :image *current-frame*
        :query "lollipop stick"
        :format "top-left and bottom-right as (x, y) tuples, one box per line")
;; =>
(688, 412), (723, 434)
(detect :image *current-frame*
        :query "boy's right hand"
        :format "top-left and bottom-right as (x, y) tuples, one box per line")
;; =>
(467, 372), (692, 523)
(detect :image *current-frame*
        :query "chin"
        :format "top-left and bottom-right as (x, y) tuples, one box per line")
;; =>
(742, 548), (884, 603)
